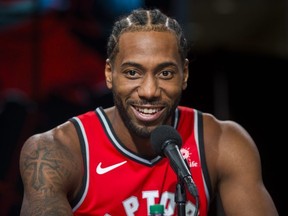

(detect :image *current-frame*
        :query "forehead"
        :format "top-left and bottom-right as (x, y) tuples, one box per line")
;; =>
(116, 31), (180, 63)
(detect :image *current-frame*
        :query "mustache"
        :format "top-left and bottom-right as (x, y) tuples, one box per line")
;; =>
(127, 99), (166, 106)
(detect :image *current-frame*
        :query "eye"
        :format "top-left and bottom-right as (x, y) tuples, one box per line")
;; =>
(124, 69), (141, 79)
(128, 70), (136, 76)
(158, 70), (174, 79)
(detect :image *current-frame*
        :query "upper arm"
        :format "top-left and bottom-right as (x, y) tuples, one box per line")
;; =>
(215, 121), (278, 216)
(19, 123), (81, 215)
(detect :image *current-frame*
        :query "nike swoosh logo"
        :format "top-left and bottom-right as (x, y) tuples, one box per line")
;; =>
(96, 161), (127, 175)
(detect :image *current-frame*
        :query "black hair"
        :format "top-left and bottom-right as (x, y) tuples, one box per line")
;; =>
(107, 8), (189, 64)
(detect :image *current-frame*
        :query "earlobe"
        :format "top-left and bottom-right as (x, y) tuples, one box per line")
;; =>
(105, 59), (113, 89)
(182, 59), (189, 90)
(183, 82), (188, 90)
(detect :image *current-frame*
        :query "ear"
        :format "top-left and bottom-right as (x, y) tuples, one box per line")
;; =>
(182, 58), (189, 90)
(105, 59), (113, 89)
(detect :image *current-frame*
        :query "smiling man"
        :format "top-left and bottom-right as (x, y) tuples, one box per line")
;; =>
(19, 8), (278, 216)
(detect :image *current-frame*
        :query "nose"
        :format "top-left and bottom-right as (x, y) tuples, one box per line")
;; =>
(137, 74), (161, 100)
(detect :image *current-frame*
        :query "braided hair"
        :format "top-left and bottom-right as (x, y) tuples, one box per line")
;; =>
(107, 8), (189, 64)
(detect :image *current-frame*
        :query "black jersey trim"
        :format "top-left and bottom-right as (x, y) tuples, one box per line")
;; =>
(197, 111), (213, 200)
(69, 116), (90, 210)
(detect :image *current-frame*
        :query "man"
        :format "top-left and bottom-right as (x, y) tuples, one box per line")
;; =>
(19, 8), (278, 216)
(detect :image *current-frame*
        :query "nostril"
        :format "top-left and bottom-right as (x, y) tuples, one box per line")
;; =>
(137, 86), (160, 99)
(137, 77), (160, 99)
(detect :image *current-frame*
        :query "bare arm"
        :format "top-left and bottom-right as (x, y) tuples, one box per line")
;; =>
(19, 122), (82, 216)
(214, 119), (278, 215)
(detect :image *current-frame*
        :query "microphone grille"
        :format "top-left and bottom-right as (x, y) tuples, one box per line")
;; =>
(150, 125), (182, 156)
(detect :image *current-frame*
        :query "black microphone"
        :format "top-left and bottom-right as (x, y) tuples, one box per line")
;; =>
(150, 125), (198, 198)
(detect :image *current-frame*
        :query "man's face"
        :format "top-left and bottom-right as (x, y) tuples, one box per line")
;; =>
(105, 31), (189, 138)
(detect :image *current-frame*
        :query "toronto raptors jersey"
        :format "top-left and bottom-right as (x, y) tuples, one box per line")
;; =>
(70, 106), (212, 216)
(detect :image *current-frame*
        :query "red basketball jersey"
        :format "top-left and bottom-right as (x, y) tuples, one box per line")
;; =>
(70, 106), (211, 216)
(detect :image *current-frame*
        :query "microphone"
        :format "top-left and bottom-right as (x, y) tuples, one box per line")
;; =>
(150, 125), (198, 198)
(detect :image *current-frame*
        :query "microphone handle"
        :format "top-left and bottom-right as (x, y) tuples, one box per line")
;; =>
(184, 175), (199, 198)
(163, 142), (199, 198)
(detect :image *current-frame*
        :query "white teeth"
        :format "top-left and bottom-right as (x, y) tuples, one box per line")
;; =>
(136, 107), (160, 114)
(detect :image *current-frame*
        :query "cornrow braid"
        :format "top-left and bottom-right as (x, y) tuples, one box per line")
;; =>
(107, 8), (189, 64)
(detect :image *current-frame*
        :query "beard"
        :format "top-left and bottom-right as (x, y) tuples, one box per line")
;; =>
(112, 90), (181, 138)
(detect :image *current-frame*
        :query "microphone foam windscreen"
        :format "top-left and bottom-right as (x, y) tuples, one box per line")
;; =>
(150, 125), (182, 156)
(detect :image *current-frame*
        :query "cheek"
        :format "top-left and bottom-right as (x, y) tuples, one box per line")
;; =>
(164, 85), (183, 104)
(112, 79), (137, 99)
(160, 80), (183, 96)
(113, 75), (140, 92)
(169, 88), (183, 101)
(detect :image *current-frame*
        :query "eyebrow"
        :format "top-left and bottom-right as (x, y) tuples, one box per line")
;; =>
(121, 61), (144, 70)
(121, 61), (178, 72)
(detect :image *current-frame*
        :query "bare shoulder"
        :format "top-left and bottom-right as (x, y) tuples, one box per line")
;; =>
(202, 112), (258, 153)
(19, 120), (83, 202)
(202, 113), (260, 189)
(202, 113), (278, 215)
(21, 121), (80, 153)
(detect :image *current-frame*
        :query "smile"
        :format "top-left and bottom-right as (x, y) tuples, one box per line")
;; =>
(135, 107), (161, 114)
(132, 105), (164, 122)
